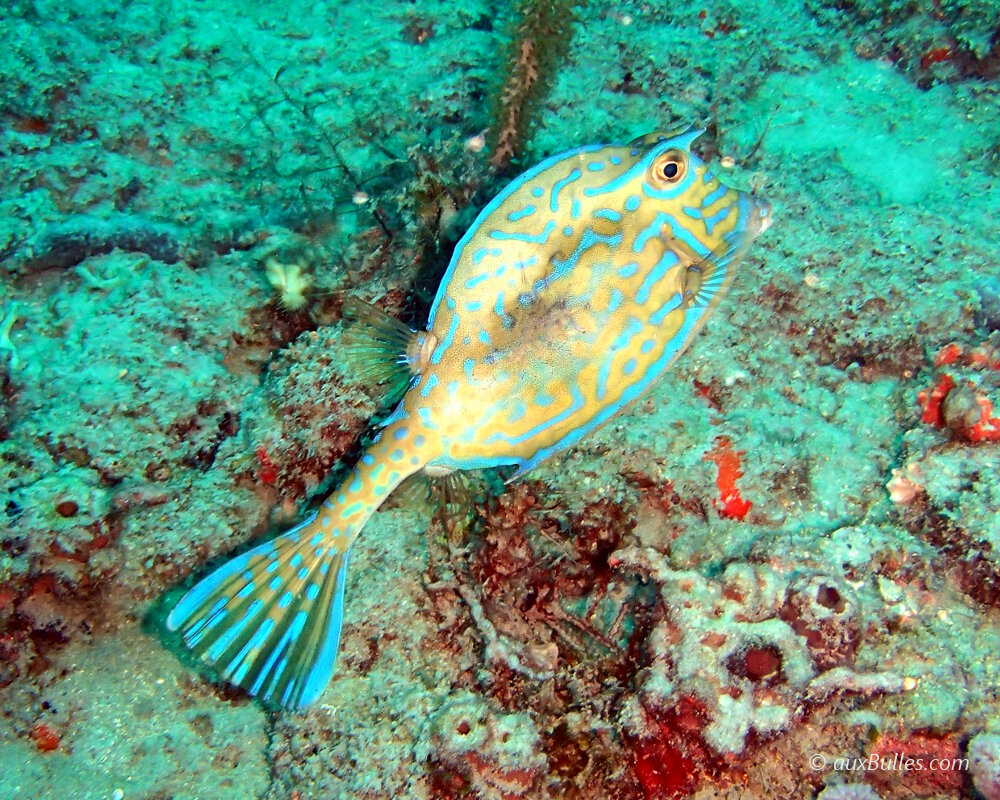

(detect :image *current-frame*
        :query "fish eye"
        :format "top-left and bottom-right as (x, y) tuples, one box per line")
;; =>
(652, 151), (686, 184)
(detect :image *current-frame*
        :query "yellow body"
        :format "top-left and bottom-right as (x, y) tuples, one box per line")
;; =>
(168, 128), (772, 709)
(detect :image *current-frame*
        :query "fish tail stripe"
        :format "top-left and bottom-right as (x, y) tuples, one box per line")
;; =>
(167, 514), (353, 710)
(168, 417), (436, 709)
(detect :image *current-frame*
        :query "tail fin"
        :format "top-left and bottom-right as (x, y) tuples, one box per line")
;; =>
(167, 513), (352, 710)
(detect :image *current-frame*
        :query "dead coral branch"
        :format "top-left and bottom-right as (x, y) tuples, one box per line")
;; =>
(489, 0), (583, 171)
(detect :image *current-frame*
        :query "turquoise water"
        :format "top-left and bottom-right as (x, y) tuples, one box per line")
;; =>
(2, 1), (999, 798)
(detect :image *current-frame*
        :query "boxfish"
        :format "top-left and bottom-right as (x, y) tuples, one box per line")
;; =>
(167, 127), (772, 709)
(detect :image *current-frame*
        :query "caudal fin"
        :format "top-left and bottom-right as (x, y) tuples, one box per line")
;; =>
(167, 513), (351, 710)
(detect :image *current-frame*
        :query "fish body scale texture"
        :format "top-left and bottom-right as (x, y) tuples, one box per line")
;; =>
(409, 129), (770, 476)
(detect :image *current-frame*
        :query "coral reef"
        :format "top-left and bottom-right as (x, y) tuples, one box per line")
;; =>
(805, 0), (1000, 84)
(613, 547), (902, 757)
(419, 690), (548, 799)
(969, 731), (1000, 800)
(1, 0), (999, 798)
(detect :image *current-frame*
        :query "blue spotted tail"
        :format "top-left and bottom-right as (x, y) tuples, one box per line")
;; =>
(167, 513), (354, 709)
(168, 415), (438, 709)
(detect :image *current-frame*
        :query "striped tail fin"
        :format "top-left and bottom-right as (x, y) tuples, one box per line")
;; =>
(167, 513), (354, 709)
(167, 418), (433, 709)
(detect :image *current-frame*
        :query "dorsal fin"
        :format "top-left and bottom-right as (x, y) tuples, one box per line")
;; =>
(341, 296), (420, 404)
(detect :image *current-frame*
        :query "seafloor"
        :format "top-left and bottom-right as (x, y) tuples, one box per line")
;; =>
(2, 1), (1000, 799)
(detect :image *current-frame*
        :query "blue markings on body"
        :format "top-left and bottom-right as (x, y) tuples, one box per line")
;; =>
(551, 228), (623, 283)
(491, 219), (556, 245)
(594, 208), (622, 222)
(584, 148), (657, 199)
(702, 183), (729, 208)
(611, 315), (644, 352)
(649, 293), (683, 325)
(463, 358), (476, 381)
(624, 195), (641, 211)
(417, 408), (436, 430)
(618, 261), (639, 279)
(485, 383), (585, 447)
(473, 247), (502, 265)
(513, 256), (538, 271)
(610, 155), (622, 165)
(535, 388), (556, 406)
(420, 373), (439, 398)
(508, 204), (536, 222)
(465, 300), (483, 312)
(636, 250), (680, 304)
(598, 316), (644, 400)
(637, 209), (711, 259)
(340, 501), (365, 519)
(703, 206), (730, 235)
(595, 360), (612, 403)
(588, 161), (605, 171)
(465, 272), (490, 290)
(393, 427), (409, 440)
(563, 226), (573, 236)
(508, 400), (527, 424)
(507, 295), (706, 482)
(608, 288), (624, 312)
(430, 309), (461, 364)
(550, 168), (582, 212)
(634, 212), (670, 253)
(641, 338), (656, 354)
(571, 198), (581, 219)
(428, 142), (608, 326)
(494, 291), (513, 328)
(478, 329), (492, 345)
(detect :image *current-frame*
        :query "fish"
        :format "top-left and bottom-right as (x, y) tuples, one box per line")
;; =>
(166, 127), (772, 709)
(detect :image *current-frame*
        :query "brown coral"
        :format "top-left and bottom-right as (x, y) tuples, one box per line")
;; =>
(488, 0), (581, 170)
